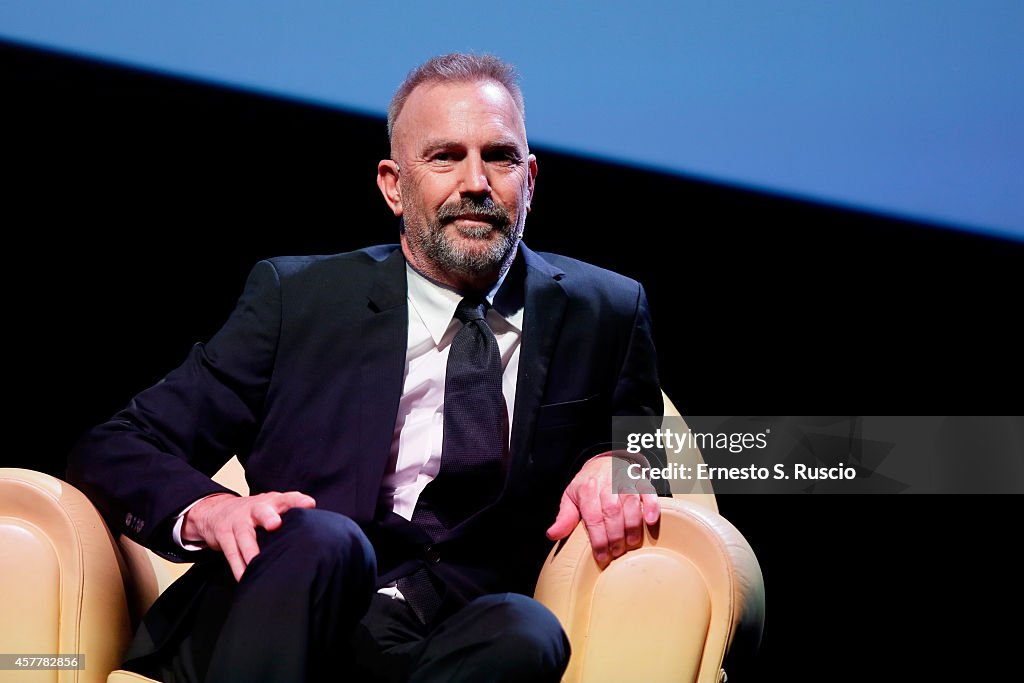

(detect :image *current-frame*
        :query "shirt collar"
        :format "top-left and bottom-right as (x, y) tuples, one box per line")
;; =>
(406, 259), (524, 347)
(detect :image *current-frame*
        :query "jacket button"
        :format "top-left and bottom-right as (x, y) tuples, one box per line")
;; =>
(424, 545), (441, 564)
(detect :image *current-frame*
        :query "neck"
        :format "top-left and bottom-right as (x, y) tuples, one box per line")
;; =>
(400, 237), (516, 295)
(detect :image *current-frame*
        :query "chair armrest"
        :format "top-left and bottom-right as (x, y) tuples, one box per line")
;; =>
(0, 468), (137, 683)
(534, 498), (765, 683)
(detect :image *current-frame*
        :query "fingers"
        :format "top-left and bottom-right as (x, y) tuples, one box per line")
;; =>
(599, 485), (627, 561)
(621, 494), (644, 550)
(545, 492), (582, 540)
(250, 491), (315, 533)
(190, 490), (316, 582)
(594, 488), (653, 561)
(636, 478), (661, 526)
(219, 527), (248, 582)
(251, 501), (284, 533)
(273, 491), (317, 513)
(213, 507), (274, 582)
(561, 455), (660, 569)
(578, 478), (611, 567)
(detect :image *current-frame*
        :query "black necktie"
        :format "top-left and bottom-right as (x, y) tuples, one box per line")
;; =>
(397, 296), (507, 623)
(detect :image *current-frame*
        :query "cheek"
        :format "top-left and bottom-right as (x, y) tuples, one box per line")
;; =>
(409, 174), (458, 209)
(496, 175), (531, 210)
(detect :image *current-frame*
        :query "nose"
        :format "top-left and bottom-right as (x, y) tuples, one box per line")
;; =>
(459, 154), (491, 196)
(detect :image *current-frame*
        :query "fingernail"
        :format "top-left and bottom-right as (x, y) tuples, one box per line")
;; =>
(596, 553), (608, 565)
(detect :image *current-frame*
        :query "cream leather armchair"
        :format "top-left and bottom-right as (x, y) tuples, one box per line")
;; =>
(535, 396), (764, 682)
(0, 395), (764, 683)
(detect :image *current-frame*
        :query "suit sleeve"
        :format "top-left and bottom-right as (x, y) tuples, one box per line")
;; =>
(562, 280), (668, 487)
(611, 283), (671, 496)
(66, 260), (282, 559)
(613, 283), (663, 420)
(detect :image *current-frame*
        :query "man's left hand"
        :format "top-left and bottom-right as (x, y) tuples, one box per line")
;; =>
(545, 453), (660, 568)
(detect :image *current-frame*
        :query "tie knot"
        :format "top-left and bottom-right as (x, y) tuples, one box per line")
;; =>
(454, 296), (487, 324)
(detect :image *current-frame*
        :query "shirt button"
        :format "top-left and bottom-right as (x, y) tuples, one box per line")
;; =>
(424, 545), (441, 564)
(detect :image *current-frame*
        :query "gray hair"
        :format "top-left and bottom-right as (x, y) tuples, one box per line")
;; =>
(387, 53), (525, 142)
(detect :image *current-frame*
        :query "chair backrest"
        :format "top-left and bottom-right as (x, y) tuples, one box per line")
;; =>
(661, 392), (718, 512)
(0, 468), (135, 683)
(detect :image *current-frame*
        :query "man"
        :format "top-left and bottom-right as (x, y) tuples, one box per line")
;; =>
(68, 53), (664, 683)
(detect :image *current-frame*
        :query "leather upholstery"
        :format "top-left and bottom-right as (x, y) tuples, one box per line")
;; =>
(534, 499), (764, 683)
(106, 673), (161, 683)
(531, 398), (764, 682)
(0, 469), (134, 683)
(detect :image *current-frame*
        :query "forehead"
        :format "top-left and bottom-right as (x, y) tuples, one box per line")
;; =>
(395, 79), (527, 150)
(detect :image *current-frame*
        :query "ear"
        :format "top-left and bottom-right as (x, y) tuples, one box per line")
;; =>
(525, 154), (538, 213)
(377, 159), (403, 216)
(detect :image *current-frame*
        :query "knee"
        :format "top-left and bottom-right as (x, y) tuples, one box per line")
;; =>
(475, 594), (570, 678)
(258, 508), (376, 579)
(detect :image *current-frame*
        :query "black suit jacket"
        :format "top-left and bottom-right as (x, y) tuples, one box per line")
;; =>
(68, 243), (663, 611)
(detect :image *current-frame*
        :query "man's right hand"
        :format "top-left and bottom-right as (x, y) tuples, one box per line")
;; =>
(182, 491), (316, 581)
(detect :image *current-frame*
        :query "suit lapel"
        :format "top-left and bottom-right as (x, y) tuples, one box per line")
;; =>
(507, 244), (567, 492)
(354, 248), (408, 516)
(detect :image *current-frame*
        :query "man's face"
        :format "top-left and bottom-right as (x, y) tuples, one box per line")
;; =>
(379, 79), (537, 290)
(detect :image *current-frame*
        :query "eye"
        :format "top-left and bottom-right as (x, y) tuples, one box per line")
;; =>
(485, 149), (522, 166)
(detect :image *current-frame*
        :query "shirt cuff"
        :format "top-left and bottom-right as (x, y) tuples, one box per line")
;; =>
(171, 494), (225, 551)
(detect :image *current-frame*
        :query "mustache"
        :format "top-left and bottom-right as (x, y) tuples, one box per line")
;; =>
(435, 197), (510, 226)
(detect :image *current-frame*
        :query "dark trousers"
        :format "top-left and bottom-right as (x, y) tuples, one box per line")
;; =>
(130, 508), (569, 682)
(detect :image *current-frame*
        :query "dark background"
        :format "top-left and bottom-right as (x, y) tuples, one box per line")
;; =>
(4, 40), (1021, 680)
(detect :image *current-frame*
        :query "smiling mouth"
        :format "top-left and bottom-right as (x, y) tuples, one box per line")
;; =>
(450, 214), (494, 224)
(447, 218), (498, 240)
(448, 216), (498, 236)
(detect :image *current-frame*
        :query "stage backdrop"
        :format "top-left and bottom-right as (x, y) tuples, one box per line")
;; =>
(1, 1), (1021, 241)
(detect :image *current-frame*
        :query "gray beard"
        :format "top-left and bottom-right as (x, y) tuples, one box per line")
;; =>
(406, 198), (524, 280)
